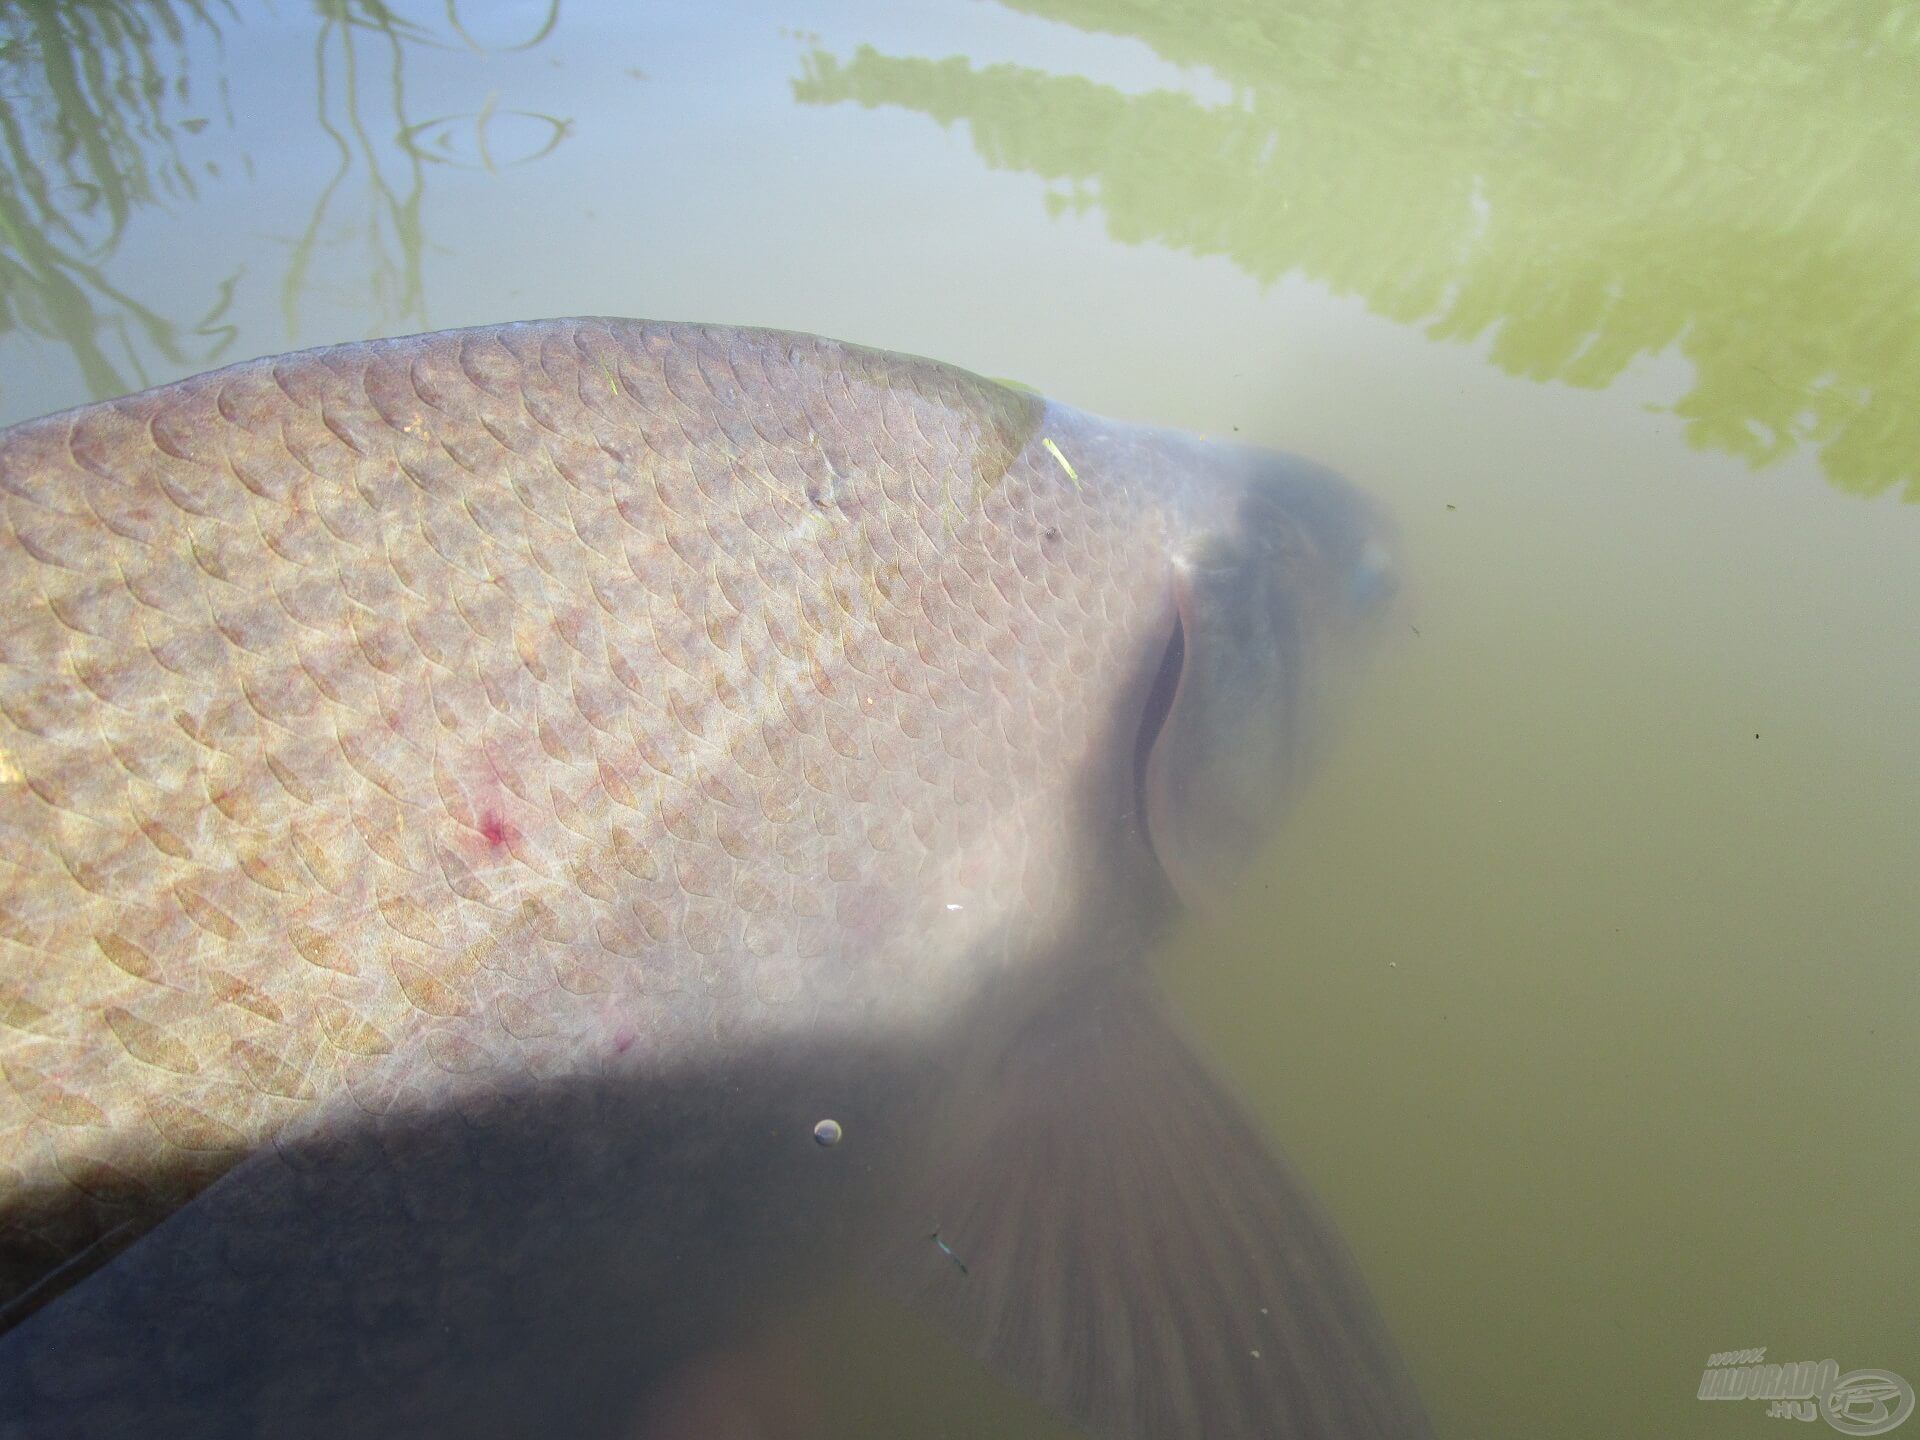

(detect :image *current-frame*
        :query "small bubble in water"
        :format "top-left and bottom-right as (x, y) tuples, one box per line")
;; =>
(813, 1118), (843, 1146)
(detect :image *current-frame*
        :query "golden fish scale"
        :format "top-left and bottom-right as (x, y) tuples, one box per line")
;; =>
(0, 319), (1172, 1307)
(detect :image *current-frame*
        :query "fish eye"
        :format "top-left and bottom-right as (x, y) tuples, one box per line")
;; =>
(1346, 539), (1399, 616)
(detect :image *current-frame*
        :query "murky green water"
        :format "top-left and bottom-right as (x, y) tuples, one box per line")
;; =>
(0, 2), (1913, 1436)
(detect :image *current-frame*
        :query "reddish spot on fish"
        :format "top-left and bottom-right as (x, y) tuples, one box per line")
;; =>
(614, 1026), (637, 1054)
(479, 812), (514, 850)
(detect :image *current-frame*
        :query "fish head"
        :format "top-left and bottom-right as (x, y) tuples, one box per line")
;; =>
(1131, 434), (1400, 914)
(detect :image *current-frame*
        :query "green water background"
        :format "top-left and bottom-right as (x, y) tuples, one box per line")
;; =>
(0, 2), (1913, 1436)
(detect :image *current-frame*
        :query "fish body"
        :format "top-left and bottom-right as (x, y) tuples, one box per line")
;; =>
(0, 319), (1419, 1437)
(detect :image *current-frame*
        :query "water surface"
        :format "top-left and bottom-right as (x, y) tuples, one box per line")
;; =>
(0, 2), (1914, 1436)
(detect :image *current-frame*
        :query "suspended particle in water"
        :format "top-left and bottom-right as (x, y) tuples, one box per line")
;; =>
(813, 1118), (843, 1147)
(929, 1230), (969, 1275)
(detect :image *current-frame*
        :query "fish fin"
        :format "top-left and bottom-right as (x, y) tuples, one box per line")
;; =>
(876, 971), (1431, 1439)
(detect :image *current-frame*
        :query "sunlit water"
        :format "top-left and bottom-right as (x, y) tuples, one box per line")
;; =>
(0, 2), (1914, 1437)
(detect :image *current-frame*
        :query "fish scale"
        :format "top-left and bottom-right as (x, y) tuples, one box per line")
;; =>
(0, 318), (1428, 1440)
(0, 319), (1148, 1319)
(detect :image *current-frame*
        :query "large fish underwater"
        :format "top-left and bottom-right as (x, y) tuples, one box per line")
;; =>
(0, 319), (1420, 1438)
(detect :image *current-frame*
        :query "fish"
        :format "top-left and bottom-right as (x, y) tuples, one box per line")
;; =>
(0, 318), (1420, 1437)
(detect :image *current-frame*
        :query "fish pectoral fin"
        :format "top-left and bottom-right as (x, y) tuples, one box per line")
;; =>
(873, 971), (1432, 1440)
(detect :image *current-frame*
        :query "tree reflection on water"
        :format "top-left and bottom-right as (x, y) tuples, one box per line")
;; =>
(0, 1), (239, 399)
(0, 0), (569, 406)
(796, 0), (1920, 501)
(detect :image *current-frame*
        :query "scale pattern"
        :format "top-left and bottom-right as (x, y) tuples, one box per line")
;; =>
(0, 319), (1175, 1314)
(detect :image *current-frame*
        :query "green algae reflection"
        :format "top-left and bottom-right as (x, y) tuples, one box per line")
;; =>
(796, 1), (1920, 501)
